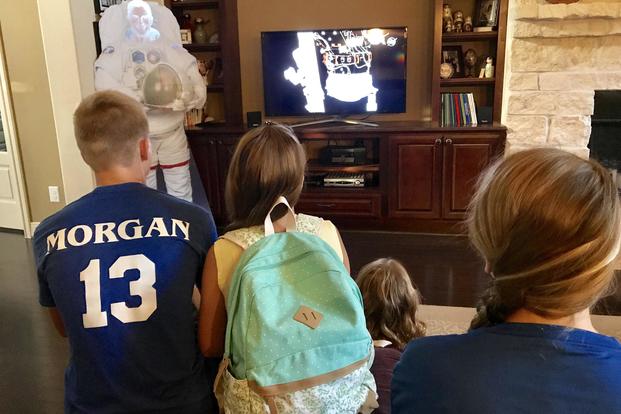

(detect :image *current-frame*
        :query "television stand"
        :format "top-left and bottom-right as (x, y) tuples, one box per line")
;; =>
(289, 116), (378, 128)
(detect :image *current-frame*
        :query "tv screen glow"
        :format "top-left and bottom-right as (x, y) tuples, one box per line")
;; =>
(261, 27), (407, 117)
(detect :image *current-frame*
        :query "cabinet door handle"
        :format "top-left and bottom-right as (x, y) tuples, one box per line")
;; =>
(317, 203), (336, 208)
(435, 138), (442, 145)
(445, 138), (453, 145)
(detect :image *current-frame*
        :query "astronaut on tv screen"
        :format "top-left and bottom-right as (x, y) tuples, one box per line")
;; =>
(94, 0), (205, 202)
(284, 29), (398, 113)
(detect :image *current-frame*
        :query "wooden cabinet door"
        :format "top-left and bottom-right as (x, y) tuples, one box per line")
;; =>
(388, 135), (443, 219)
(215, 138), (238, 218)
(189, 137), (222, 219)
(442, 134), (501, 220)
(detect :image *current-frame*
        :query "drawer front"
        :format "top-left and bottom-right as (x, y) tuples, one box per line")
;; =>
(297, 193), (382, 218)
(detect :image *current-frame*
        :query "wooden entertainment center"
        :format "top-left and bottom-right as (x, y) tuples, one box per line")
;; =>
(165, 0), (509, 233)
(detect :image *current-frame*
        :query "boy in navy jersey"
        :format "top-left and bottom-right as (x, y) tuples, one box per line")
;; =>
(33, 91), (217, 413)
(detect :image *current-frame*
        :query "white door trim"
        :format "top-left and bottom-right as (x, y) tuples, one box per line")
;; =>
(0, 27), (32, 237)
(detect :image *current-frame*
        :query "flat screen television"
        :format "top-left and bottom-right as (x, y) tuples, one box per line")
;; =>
(261, 27), (407, 117)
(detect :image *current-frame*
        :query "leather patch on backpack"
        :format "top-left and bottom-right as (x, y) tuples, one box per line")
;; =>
(294, 305), (323, 329)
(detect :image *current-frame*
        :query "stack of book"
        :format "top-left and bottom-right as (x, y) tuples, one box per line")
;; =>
(184, 108), (205, 128)
(441, 93), (478, 127)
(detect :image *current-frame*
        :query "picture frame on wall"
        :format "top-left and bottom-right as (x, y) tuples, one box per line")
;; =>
(442, 46), (464, 77)
(94, 0), (124, 14)
(474, 0), (500, 27)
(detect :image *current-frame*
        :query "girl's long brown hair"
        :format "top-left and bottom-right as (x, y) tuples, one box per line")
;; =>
(356, 258), (426, 349)
(468, 148), (621, 329)
(225, 122), (306, 231)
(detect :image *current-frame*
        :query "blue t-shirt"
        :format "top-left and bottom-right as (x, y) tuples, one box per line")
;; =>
(392, 323), (621, 414)
(33, 183), (218, 414)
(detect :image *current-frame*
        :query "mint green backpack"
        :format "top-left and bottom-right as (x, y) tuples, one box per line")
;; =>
(215, 197), (377, 413)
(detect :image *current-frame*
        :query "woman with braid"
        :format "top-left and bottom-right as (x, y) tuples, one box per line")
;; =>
(392, 148), (621, 414)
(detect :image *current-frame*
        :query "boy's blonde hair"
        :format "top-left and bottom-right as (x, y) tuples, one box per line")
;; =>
(225, 122), (306, 230)
(73, 90), (148, 172)
(468, 148), (621, 329)
(356, 258), (426, 349)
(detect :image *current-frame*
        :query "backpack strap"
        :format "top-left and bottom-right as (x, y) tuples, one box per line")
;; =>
(264, 196), (296, 236)
(221, 196), (300, 249)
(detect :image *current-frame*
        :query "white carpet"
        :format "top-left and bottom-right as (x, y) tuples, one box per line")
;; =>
(419, 305), (621, 340)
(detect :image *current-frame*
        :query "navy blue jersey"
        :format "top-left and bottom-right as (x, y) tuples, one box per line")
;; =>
(33, 183), (218, 414)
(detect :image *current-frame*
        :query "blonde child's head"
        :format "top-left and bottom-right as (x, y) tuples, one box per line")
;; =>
(468, 148), (621, 329)
(73, 90), (149, 172)
(356, 258), (426, 349)
(225, 122), (306, 230)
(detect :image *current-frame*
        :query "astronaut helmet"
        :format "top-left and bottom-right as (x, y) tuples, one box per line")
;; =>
(142, 63), (182, 107)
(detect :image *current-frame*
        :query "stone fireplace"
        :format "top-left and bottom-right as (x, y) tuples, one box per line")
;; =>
(503, 0), (621, 159)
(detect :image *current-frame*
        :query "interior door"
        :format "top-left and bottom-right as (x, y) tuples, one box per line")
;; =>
(0, 37), (24, 230)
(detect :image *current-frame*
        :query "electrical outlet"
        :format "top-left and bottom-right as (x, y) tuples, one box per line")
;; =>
(48, 186), (60, 203)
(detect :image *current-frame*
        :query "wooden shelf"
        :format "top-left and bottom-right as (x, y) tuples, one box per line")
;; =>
(306, 161), (380, 173)
(171, 1), (219, 10)
(442, 31), (498, 42)
(207, 84), (224, 92)
(440, 78), (495, 87)
(183, 43), (221, 52)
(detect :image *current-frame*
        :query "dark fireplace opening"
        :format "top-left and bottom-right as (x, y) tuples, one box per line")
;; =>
(589, 90), (621, 191)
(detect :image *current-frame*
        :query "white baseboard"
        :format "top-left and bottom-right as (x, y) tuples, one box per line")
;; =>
(27, 222), (40, 238)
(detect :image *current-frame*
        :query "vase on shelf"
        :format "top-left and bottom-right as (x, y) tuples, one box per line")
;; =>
(193, 18), (209, 44)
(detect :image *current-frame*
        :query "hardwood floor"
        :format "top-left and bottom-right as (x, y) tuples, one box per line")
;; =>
(0, 231), (67, 414)
(0, 230), (618, 413)
(340, 230), (621, 315)
(342, 231), (489, 308)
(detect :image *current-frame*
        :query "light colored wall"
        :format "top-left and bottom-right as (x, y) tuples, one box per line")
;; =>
(38, 0), (95, 205)
(237, 0), (434, 122)
(0, 0), (65, 222)
(70, 0), (97, 100)
(0, 0), (98, 224)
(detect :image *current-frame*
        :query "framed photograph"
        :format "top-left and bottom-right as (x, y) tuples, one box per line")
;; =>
(180, 29), (193, 44)
(442, 46), (464, 77)
(474, 0), (500, 27)
(94, 0), (124, 15)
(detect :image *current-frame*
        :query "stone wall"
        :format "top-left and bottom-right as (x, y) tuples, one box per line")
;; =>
(503, 0), (621, 156)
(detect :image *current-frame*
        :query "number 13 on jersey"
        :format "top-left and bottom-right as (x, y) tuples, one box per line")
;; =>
(80, 254), (157, 328)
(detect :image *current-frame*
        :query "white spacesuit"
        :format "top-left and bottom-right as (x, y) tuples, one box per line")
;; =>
(94, 0), (205, 202)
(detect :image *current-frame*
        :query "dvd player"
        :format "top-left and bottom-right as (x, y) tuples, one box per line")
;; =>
(324, 173), (365, 187)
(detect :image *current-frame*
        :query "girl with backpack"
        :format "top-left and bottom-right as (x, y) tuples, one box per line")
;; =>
(356, 258), (426, 414)
(198, 122), (378, 413)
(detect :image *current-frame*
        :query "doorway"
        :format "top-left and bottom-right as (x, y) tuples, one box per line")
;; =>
(0, 30), (28, 232)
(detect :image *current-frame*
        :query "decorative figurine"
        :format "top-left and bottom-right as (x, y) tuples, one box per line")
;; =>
(464, 16), (473, 32)
(453, 11), (464, 33)
(180, 13), (193, 32)
(440, 62), (454, 79)
(443, 4), (454, 33)
(464, 49), (478, 77)
(484, 56), (495, 78)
